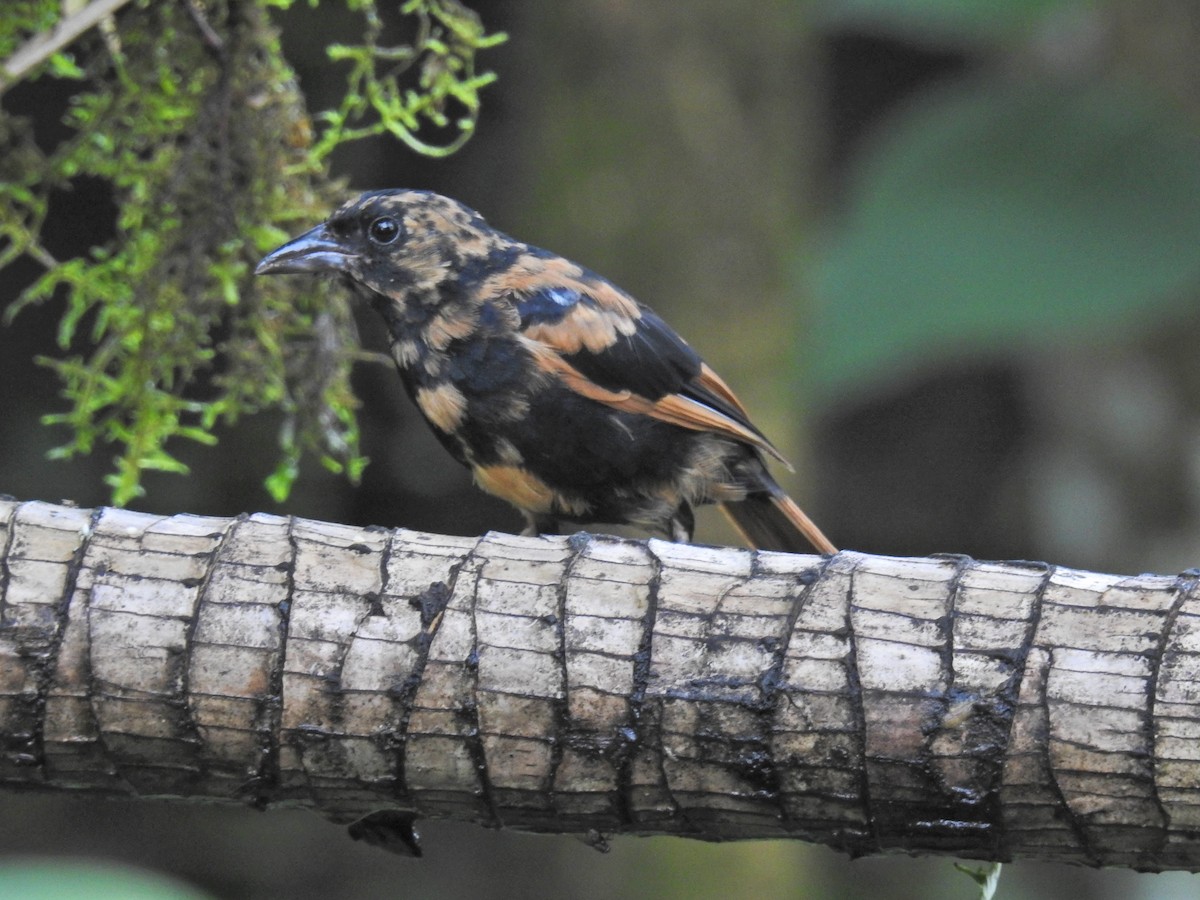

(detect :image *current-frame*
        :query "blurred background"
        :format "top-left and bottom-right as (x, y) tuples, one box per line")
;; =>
(3, 0), (1200, 897)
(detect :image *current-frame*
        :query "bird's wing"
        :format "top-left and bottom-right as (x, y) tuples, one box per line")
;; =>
(489, 259), (790, 466)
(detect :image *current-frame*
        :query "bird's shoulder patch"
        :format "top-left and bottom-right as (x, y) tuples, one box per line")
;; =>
(481, 250), (698, 400)
(480, 244), (786, 463)
(520, 339), (787, 464)
(483, 253), (643, 357)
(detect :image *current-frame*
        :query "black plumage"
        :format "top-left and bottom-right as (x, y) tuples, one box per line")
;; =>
(256, 189), (836, 554)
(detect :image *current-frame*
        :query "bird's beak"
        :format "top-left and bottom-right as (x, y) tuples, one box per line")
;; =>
(255, 224), (352, 276)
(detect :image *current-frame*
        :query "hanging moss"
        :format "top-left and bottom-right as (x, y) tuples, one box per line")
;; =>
(0, 0), (505, 504)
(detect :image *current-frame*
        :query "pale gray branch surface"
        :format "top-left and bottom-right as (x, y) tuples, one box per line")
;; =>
(0, 498), (1197, 868)
(0, 0), (133, 92)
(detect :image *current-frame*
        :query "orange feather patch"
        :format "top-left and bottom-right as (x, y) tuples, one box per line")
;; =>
(426, 308), (478, 350)
(473, 463), (589, 517)
(522, 301), (638, 354)
(522, 339), (789, 465)
(415, 382), (468, 433)
(481, 255), (642, 319)
(696, 363), (752, 421)
(474, 463), (555, 512)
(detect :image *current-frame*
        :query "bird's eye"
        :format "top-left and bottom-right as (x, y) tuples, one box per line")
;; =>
(368, 216), (402, 245)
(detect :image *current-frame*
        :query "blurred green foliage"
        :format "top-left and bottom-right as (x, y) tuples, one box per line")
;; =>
(811, 0), (1200, 394)
(0, 0), (503, 505)
(813, 79), (1200, 391)
(818, 0), (1076, 42)
(313, 0), (506, 159)
(0, 860), (211, 900)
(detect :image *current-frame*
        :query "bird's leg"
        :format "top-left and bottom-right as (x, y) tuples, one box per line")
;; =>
(521, 512), (559, 537)
(668, 502), (695, 544)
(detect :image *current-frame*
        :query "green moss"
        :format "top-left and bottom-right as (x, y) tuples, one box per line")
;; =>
(0, 0), (505, 505)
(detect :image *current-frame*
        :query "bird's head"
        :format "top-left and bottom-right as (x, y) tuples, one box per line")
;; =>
(255, 190), (504, 303)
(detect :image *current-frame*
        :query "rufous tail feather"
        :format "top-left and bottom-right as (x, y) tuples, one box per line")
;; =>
(719, 488), (837, 555)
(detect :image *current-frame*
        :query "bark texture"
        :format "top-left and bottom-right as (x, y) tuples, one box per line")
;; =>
(0, 497), (1197, 869)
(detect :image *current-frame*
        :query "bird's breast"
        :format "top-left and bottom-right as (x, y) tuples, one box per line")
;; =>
(392, 326), (543, 455)
(412, 381), (469, 434)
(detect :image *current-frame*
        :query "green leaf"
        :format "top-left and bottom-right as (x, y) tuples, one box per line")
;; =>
(265, 456), (300, 503)
(137, 454), (191, 474)
(177, 426), (219, 446)
(46, 52), (86, 80)
(811, 79), (1200, 393)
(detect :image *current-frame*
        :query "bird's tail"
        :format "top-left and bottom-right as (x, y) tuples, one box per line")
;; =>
(719, 481), (837, 555)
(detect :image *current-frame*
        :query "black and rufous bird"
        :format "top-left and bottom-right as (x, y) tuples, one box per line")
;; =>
(256, 190), (836, 554)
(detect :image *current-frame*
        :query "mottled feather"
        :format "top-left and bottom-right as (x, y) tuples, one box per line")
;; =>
(255, 189), (836, 555)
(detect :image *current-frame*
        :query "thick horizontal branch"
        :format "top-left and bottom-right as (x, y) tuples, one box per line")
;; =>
(0, 498), (1198, 868)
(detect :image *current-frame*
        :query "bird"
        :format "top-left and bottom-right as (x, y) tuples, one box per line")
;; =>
(255, 190), (836, 555)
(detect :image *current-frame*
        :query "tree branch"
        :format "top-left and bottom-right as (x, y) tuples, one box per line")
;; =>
(0, 497), (1197, 867)
(0, 0), (134, 94)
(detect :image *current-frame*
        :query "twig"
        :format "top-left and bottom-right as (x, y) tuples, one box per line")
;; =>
(0, 0), (134, 94)
(183, 0), (225, 56)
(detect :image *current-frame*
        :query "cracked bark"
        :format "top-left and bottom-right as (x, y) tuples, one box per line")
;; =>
(1, 498), (1198, 870)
